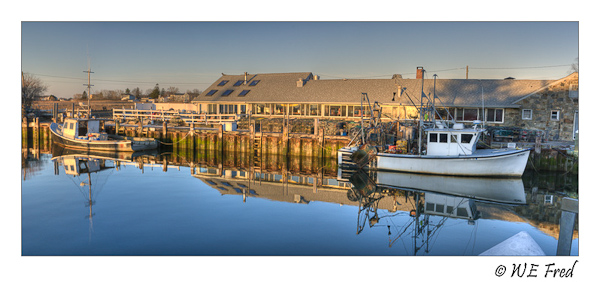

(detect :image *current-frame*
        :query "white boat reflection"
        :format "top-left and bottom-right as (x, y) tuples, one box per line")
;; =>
(375, 171), (526, 205)
(346, 169), (527, 254)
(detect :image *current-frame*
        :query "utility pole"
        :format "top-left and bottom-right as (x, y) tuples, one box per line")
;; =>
(466, 65), (469, 79)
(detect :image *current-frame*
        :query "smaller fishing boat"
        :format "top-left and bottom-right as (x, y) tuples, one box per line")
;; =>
(50, 118), (158, 152)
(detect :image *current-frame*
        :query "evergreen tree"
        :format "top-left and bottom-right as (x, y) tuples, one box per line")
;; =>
(149, 84), (160, 99)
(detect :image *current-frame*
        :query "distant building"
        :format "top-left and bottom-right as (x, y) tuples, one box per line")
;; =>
(121, 94), (136, 101)
(192, 70), (579, 141)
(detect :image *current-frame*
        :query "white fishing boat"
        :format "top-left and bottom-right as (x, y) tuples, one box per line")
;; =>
(50, 118), (158, 152)
(339, 121), (530, 177)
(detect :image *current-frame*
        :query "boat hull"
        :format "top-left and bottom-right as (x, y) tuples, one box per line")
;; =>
(50, 123), (158, 152)
(375, 149), (531, 177)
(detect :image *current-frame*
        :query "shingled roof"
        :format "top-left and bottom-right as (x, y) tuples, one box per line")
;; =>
(394, 78), (556, 108)
(192, 72), (558, 108)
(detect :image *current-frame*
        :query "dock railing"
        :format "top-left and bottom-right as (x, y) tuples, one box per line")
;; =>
(113, 109), (239, 124)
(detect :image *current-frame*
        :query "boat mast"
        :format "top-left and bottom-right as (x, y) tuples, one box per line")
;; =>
(432, 74), (437, 125)
(481, 84), (485, 128)
(418, 68), (425, 155)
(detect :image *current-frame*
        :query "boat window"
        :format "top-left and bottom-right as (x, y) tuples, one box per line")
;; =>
(439, 133), (448, 143)
(426, 203), (435, 212)
(69, 122), (74, 130)
(435, 204), (445, 213)
(461, 134), (473, 144)
(457, 207), (469, 217)
(429, 133), (438, 143)
(446, 206), (454, 214)
(451, 134), (458, 143)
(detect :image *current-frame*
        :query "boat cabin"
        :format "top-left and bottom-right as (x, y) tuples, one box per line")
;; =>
(62, 156), (101, 176)
(62, 118), (108, 141)
(424, 193), (479, 221)
(425, 123), (481, 156)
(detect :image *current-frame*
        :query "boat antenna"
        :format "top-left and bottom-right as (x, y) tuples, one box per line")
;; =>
(83, 49), (93, 118)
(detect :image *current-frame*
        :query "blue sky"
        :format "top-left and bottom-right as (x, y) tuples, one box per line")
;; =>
(21, 21), (578, 98)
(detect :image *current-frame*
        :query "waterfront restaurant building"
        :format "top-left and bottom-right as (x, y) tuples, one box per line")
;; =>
(192, 69), (578, 141)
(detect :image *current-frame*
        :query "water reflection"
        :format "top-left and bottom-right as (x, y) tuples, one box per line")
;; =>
(21, 145), (578, 255)
(343, 169), (527, 254)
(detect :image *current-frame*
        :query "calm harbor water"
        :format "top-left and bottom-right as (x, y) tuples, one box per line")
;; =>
(21, 147), (578, 256)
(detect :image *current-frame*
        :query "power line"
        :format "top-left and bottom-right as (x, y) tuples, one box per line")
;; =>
(29, 73), (213, 85)
(469, 64), (571, 70)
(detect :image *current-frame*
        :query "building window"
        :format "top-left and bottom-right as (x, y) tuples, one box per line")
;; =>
(522, 109), (532, 120)
(219, 104), (238, 114)
(234, 80), (244, 86)
(249, 80), (260, 86)
(239, 90), (250, 96)
(308, 104), (321, 116)
(273, 104), (286, 115)
(207, 104), (217, 114)
(289, 104), (304, 116)
(218, 80), (229, 86)
(485, 109), (504, 123)
(456, 108), (479, 121)
(350, 105), (371, 117)
(221, 90), (234, 96)
(551, 110), (560, 121)
(253, 103), (270, 115)
(325, 105), (344, 117)
(206, 90), (218, 96)
(240, 105), (246, 114)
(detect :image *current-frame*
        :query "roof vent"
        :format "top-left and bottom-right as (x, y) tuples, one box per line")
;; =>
(313, 74), (319, 80)
(504, 77), (515, 80)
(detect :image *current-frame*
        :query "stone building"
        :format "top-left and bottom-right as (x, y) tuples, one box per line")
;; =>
(192, 69), (578, 141)
(512, 73), (579, 141)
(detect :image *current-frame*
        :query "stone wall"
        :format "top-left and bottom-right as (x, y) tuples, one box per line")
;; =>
(515, 73), (578, 141)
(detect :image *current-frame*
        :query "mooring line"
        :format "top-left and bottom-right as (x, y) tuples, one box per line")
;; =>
(157, 130), (194, 145)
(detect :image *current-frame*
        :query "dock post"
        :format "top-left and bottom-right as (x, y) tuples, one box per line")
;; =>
(137, 119), (143, 137)
(162, 121), (168, 142)
(282, 119), (289, 157)
(115, 120), (120, 135)
(557, 197), (578, 256)
(218, 124), (224, 152)
(34, 117), (40, 148)
(22, 117), (28, 145)
(318, 127), (324, 159)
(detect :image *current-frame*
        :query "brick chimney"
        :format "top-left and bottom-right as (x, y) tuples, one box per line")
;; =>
(416, 67), (424, 79)
(297, 78), (305, 87)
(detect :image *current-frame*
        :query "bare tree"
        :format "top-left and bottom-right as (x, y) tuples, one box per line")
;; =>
(22, 72), (47, 117)
(571, 57), (579, 73)
(167, 86), (179, 95)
